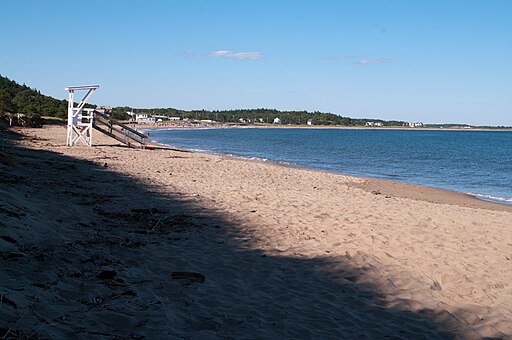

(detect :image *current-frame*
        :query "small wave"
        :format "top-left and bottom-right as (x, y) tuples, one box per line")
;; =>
(239, 156), (269, 162)
(467, 192), (512, 204)
(223, 153), (270, 162)
(186, 148), (210, 153)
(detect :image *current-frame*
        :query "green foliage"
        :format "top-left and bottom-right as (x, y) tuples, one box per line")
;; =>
(110, 106), (131, 120)
(0, 74), (68, 118)
(0, 89), (16, 113)
(128, 107), (405, 126)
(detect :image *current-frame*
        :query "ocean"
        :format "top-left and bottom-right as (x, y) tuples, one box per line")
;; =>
(146, 128), (512, 205)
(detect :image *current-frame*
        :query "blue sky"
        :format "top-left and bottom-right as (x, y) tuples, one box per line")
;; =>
(1, 0), (511, 125)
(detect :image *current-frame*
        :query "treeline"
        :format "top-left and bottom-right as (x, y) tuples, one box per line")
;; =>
(124, 107), (406, 126)
(0, 75), (68, 118)
(1, 74), (411, 126)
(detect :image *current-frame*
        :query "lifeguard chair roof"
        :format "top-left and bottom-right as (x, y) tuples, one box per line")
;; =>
(65, 85), (100, 91)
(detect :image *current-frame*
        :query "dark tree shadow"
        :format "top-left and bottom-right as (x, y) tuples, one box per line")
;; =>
(0, 128), (503, 339)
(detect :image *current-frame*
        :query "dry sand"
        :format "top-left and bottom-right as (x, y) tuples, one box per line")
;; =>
(1, 125), (511, 339)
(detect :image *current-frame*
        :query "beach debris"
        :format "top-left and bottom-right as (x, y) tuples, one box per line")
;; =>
(94, 207), (197, 234)
(93, 296), (104, 305)
(131, 299), (161, 309)
(371, 190), (381, 195)
(0, 235), (17, 244)
(166, 155), (189, 158)
(97, 270), (118, 280)
(0, 327), (35, 339)
(0, 206), (26, 218)
(171, 271), (206, 283)
(96, 269), (126, 287)
(0, 294), (17, 309)
(0, 251), (25, 260)
(110, 289), (137, 299)
(31, 281), (52, 289)
(430, 280), (443, 291)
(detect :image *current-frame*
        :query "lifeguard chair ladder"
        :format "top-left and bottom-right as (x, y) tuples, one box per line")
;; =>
(66, 85), (99, 146)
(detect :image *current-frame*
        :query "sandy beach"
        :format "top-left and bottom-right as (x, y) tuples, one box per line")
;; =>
(1, 125), (511, 338)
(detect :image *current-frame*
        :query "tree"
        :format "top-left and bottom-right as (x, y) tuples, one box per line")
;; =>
(12, 89), (38, 114)
(0, 89), (15, 113)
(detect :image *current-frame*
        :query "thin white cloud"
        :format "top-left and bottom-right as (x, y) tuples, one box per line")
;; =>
(210, 50), (233, 58)
(356, 57), (393, 65)
(209, 50), (264, 60)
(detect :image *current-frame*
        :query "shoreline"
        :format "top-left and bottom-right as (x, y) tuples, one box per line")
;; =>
(143, 129), (512, 211)
(139, 123), (512, 132)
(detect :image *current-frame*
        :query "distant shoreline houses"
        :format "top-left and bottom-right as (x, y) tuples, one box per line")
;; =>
(272, 117), (314, 125)
(365, 121), (425, 127)
(127, 111), (181, 124)
(125, 111), (432, 128)
(365, 121), (384, 127)
(406, 122), (424, 127)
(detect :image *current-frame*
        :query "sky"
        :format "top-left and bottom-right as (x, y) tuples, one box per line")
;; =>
(1, 0), (511, 126)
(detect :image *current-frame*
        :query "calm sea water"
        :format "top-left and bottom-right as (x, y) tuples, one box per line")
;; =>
(147, 128), (512, 205)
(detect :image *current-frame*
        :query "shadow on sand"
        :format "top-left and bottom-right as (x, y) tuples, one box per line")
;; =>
(0, 128), (490, 339)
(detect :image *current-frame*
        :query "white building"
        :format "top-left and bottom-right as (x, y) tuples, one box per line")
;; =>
(366, 121), (384, 127)
(307, 119), (313, 126)
(152, 115), (169, 121)
(135, 113), (155, 124)
(408, 122), (424, 127)
(273, 117), (282, 124)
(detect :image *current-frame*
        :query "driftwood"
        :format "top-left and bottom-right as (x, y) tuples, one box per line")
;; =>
(171, 272), (205, 283)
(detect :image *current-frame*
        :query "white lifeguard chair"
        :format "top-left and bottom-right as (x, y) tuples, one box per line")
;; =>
(65, 85), (99, 146)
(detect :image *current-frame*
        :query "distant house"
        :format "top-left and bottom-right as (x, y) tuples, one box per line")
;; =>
(238, 118), (246, 123)
(408, 122), (424, 127)
(273, 117), (282, 124)
(258, 118), (265, 123)
(135, 113), (155, 124)
(169, 117), (181, 121)
(366, 121), (383, 127)
(152, 115), (169, 121)
(307, 119), (313, 126)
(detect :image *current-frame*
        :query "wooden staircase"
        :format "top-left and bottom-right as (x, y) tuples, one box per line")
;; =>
(92, 110), (148, 148)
